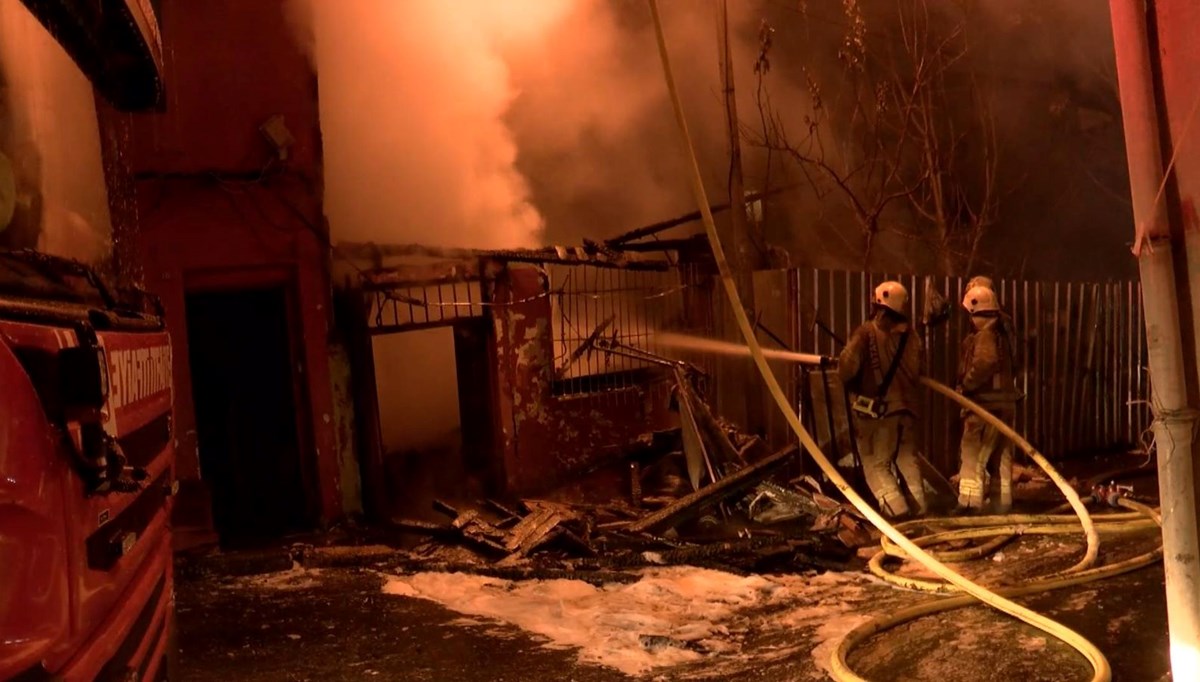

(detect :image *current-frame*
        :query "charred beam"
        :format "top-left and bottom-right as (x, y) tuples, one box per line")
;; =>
(625, 443), (799, 534)
(335, 241), (673, 271)
(609, 237), (709, 253)
(604, 186), (795, 247)
(360, 260), (482, 289)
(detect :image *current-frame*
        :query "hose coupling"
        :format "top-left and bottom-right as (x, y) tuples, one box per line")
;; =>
(1091, 481), (1134, 508)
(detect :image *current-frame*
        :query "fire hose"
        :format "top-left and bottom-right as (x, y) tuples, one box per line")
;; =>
(645, 3), (1160, 679)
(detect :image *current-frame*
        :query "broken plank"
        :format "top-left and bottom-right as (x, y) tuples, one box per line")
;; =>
(503, 508), (560, 553)
(514, 512), (566, 556)
(451, 509), (480, 529)
(390, 518), (510, 556)
(484, 499), (524, 528)
(626, 444), (799, 534)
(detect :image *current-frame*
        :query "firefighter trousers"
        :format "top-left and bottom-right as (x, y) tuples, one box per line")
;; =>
(854, 412), (925, 517)
(957, 412), (1014, 511)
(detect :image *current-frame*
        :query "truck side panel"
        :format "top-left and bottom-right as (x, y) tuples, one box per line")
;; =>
(0, 335), (71, 677)
(0, 319), (175, 679)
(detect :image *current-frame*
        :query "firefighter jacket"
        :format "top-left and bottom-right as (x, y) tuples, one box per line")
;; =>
(958, 316), (1020, 410)
(838, 316), (924, 416)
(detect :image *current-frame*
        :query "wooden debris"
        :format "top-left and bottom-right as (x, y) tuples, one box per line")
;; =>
(504, 506), (565, 555)
(386, 395), (864, 574)
(626, 444), (799, 535)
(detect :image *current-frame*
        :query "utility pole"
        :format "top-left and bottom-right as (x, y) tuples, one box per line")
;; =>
(717, 0), (766, 435)
(1109, 1), (1200, 679)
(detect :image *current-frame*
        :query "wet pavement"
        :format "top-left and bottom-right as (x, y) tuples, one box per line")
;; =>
(176, 454), (1171, 681)
(176, 537), (1170, 681)
(176, 568), (632, 682)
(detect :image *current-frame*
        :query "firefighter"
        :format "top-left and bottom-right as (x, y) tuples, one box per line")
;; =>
(955, 285), (1021, 513)
(837, 281), (926, 519)
(967, 275), (1019, 354)
(964, 275), (1022, 504)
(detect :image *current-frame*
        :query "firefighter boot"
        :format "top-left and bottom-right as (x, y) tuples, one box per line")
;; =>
(957, 414), (999, 510)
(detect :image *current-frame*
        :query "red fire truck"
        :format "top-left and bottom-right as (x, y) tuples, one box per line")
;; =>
(0, 251), (176, 681)
(0, 2), (172, 680)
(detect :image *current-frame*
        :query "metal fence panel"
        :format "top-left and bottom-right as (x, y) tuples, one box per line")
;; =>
(546, 263), (710, 402)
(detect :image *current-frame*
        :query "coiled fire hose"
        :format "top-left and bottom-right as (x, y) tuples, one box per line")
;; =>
(838, 499), (1162, 679)
(645, 3), (1160, 679)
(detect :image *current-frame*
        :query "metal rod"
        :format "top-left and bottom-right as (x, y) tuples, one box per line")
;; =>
(1051, 282), (1061, 456)
(1023, 279), (1031, 441)
(818, 364), (843, 466)
(827, 269), (837, 357)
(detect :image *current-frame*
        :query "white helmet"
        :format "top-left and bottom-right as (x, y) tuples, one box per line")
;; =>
(967, 275), (994, 291)
(873, 281), (909, 316)
(962, 285), (999, 314)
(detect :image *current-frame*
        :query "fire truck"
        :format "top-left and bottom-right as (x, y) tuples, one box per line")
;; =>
(0, 252), (175, 681)
(0, 2), (174, 680)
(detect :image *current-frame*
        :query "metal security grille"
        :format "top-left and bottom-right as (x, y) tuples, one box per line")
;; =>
(365, 281), (486, 334)
(784, 270), (1149, 473)
(548, 264), (700, 397)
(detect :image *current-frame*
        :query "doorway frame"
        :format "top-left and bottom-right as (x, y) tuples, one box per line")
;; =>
(182, 264), (320, 532)
(343, 274), (502, 520)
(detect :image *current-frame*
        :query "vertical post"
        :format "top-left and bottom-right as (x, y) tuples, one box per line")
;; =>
(1110, 1), (1200, 677)
(341, 289), (386, 520)
(714, 0), (765, 436)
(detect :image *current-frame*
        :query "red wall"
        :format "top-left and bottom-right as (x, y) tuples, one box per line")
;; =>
(122, 0), (343, 537)
(130, 0), (321, 175)
(490, 265), (676, 492)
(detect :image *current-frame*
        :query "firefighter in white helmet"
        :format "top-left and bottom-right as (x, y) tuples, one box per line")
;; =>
(966, 275), (993, 291)
(837, 281), (926, 519)
(955, 285), (1021, 513)
(967, 276), (1018, 354)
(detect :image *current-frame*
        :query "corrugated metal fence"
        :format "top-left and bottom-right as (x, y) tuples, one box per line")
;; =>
(748, 270), (1151, 474)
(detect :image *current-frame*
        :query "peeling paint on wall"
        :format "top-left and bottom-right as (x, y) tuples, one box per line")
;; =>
(490, 263), (676, 493)
(329, 341), (363, 515)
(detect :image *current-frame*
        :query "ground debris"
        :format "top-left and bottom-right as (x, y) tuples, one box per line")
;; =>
(379, 366), (873, 577)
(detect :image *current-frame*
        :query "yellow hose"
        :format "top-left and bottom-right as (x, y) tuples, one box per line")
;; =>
(836, 499), (1163, 680)
(644, 2), (1113, 679)
(870, 517), (1160, 593)
(880, 511), (1147, 564)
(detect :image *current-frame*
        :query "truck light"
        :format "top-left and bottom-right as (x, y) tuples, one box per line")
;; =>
(59, 344), (110, 408)
(116, 532), (137, 557)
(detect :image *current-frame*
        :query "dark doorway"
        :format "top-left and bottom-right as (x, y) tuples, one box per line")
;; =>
(454, 320), (499, 493)
(185, 287), (310, 547)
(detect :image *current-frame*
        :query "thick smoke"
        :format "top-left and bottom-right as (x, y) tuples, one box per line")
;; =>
(290, 0), (755, 458)
(291, 0), (580, 249)
(290, 0), (754, 249)
(504, 1), (756, 242)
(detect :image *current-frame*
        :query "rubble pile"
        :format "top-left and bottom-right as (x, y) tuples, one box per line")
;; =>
(392, 370), (871, 577)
